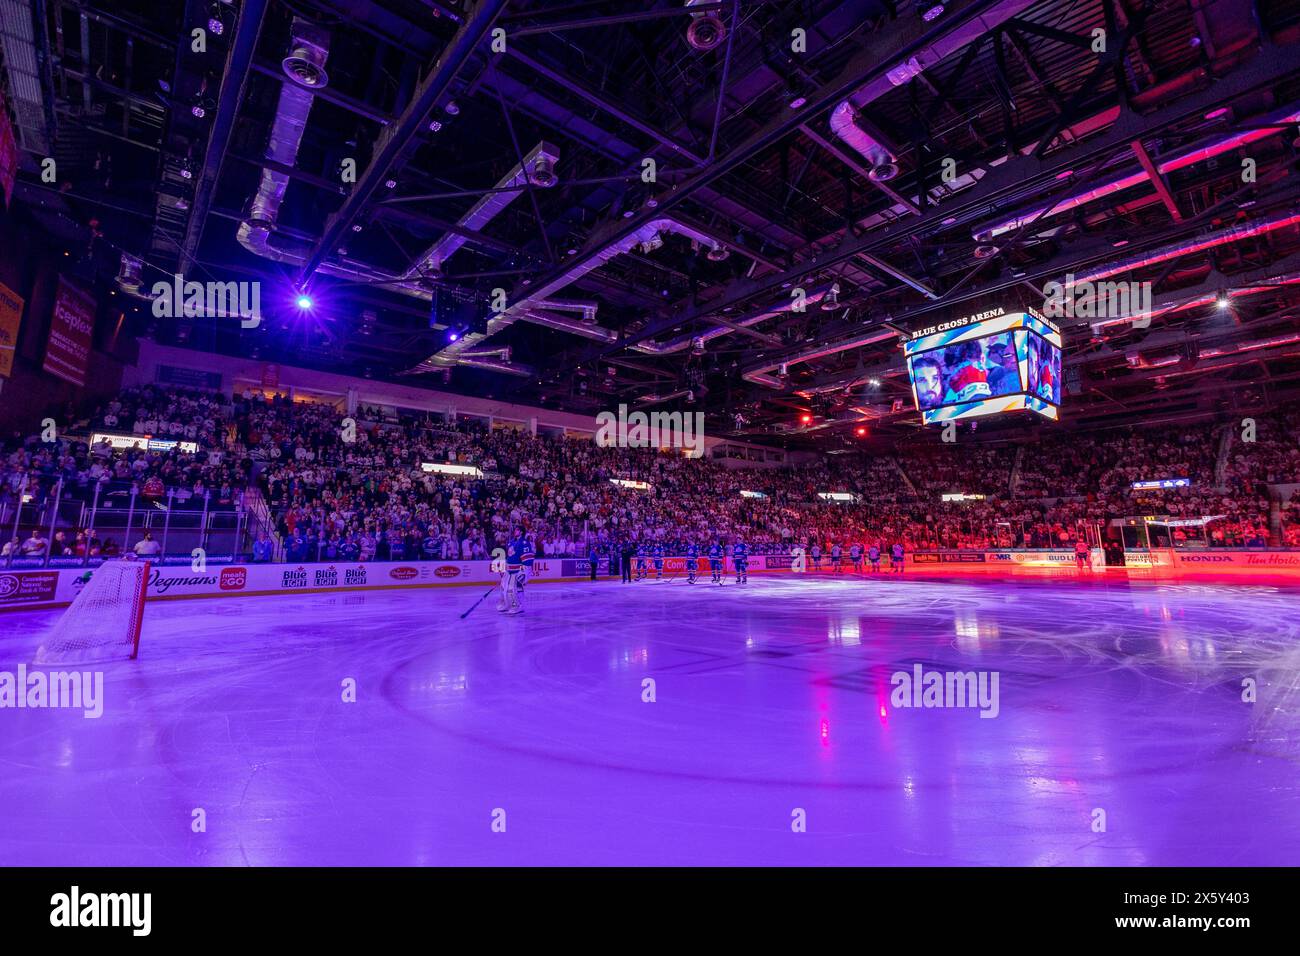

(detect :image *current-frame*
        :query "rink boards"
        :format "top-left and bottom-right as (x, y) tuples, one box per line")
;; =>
(2, 548), (1298, 610)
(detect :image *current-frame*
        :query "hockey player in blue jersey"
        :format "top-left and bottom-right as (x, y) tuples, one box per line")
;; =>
(849, 542), (863, 573)
(890, 541), (905, 574)
(708, 541), (724, 585)
(830, 542), (843, 573)
(498, 528), (534, 615)
(867, 542), (882, 573)
(685, 542), (699, 584)
(810, 541), (822, 572)
(732, 538), (749, 584)
(636, 542), (649, 581)
(651, 542), (665, 580)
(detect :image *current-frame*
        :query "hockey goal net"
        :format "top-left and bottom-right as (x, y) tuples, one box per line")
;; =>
(35, 560), (150, 664)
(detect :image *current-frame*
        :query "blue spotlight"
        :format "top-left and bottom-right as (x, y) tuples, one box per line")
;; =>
(296, 293), (313, 310)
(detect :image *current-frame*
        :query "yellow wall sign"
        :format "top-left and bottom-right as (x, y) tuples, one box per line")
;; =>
(0, 280), (23, 377)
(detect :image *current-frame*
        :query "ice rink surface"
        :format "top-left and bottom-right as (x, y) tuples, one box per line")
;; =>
(1, 573), (1297, 866)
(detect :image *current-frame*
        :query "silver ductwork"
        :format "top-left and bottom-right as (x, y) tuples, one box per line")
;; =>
(524, 308), (618, 342)
(742, 329), (899, 388)
(631, 286), (831, 356)
(237, 19), (331, 270)
(409, 217), (724, 372)
(830, 0), (1038, 171)
(829, 103), (898, 181)
(405, 141), (560, 278)
(458, 356), (535, 377)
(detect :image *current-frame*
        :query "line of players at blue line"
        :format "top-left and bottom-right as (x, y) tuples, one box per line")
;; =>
(624, 539), (907, 584)
(495, 528), (907, 615)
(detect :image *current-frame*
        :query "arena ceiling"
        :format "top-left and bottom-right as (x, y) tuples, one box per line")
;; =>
(6, 0), (1300, 448)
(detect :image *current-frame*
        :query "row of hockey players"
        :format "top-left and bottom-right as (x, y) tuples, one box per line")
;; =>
(494, 531), (909, 610)
(624, 539), (908, 583)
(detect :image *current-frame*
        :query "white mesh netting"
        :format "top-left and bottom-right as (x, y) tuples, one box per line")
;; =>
(34, 560), (150, 664)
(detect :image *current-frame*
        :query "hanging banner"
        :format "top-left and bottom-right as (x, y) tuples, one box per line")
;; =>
(0, 90), (17, 208)
(0, 279), (23, 377)
(43, 278), (96, 386)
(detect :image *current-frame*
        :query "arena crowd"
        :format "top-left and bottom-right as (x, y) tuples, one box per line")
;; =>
(0, 384), (1295, 562)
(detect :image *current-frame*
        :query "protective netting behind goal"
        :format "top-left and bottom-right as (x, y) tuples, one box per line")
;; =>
(35, 561), (150, 664)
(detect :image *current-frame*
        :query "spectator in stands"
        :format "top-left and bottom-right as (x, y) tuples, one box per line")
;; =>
(20, 529), (49, 557)
(252, 532), (274, 563)
(133, 531), (162, 558)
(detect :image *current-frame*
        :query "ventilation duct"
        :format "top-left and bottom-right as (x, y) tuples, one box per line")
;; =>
(742, 329), (899, 388)
(829, 103), (898, 181)
(829, 0), (1037, 172)
(631, 287), (831, 356)
(685, 0), (727, 51)
(237, 19), (331, 266)
(408, 218), (724, 372)
(457, 355), (535, 377)
(404, 142), (560, 278)
(281, 27), (329, 88)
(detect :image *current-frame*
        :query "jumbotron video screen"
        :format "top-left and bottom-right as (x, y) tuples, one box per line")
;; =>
(904, 309), (1063, 424)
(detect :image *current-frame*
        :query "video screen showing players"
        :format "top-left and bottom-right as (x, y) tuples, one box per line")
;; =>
(1025, 332), (1062, 405)
(908, 330), (1022, 411)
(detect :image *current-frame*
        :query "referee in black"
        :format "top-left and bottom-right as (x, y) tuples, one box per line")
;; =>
(620, 538), (634, 583)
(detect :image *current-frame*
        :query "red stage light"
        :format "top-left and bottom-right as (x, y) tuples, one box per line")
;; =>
(800, 413), (812, 424)
(855, 426), (867, 437)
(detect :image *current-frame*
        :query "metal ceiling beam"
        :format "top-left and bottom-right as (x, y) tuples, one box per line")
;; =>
(295, 0), (508, 286)
(503, 47), (704, 164)
(1130, 139), (1184, 221)
(598, 43), (1299, 359)
(179, 0), (269, 270)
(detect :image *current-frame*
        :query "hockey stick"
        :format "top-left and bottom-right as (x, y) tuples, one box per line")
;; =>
(460, 586), (498, 619)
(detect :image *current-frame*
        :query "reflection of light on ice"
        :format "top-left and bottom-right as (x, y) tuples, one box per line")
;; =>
(609, 646), (649, 670)
(414, 673), (467, 695)
(828, 618), (860, 645)
(954, 610), (999, 650)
